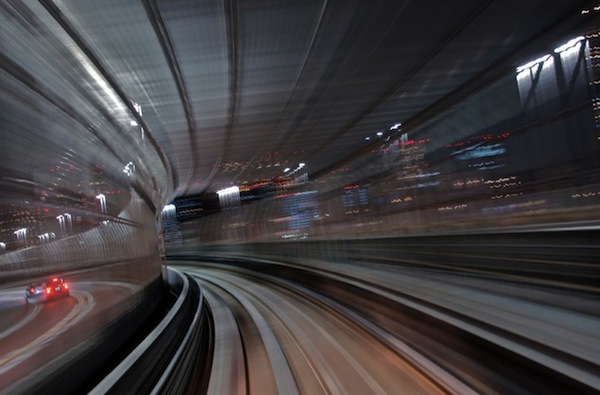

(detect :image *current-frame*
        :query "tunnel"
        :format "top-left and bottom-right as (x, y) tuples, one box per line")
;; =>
(1, 1), (600, 394)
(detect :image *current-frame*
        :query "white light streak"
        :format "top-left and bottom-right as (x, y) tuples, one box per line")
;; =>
(554, 36), (585, 53)
(516, 54), (551, 73)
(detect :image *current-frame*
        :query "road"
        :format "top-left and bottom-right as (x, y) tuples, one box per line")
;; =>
(0, 279), (140, 392)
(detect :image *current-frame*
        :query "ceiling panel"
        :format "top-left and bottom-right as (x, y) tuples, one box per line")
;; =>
(10, 0), (598, 201)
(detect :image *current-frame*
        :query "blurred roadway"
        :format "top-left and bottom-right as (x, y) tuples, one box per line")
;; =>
(0, 280), (141, 391)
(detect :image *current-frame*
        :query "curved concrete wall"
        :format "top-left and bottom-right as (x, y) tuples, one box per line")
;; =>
(1, 5), (172, 386)
(1, 0), (172, 284)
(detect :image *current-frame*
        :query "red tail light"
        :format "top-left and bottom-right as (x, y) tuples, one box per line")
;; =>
(63, 283), (69, 289)
(46, 287), (51, 294)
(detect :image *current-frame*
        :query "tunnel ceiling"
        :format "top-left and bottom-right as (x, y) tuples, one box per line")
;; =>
(7, 0), (599, 201)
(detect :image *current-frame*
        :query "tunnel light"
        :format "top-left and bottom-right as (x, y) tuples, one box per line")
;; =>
(390, 123), (402, 131)
(123, 162), (135, 178)
(217, 186), (241, 209)
(74, 50), (123, 109)
(162, 204), (176, 212)
(38, 233), (53, 243)
(162, 204), (176, 221)
(96, 194), (107, 214)
(133, 102), (143, 116)
(14, 228), (28, 245)
(377, 131), (383, 137)
(162, 204), (176, 217)
(554, 36), (585, 53)
(63, 214), (72, 234)
(285, 163), (306, 177)
(132, 102), (145, 147)
(516, 54), (551, 73)
(217, 186), (240, 196)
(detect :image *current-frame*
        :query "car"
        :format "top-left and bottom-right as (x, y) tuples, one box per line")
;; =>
(25, 282), (44, 302)
(26, 277), (70, 303)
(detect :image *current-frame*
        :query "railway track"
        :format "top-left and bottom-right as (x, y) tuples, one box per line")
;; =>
(26, 233), (597, 394)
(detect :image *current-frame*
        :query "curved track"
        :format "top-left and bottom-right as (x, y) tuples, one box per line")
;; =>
(188, 267), (456, 395)
(171, 249), (600, 395)
(2, 241), (598, 394)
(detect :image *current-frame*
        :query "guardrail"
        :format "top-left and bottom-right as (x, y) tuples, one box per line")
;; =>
(88, 267), (210, 394)
(176, 227), (600, 291)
